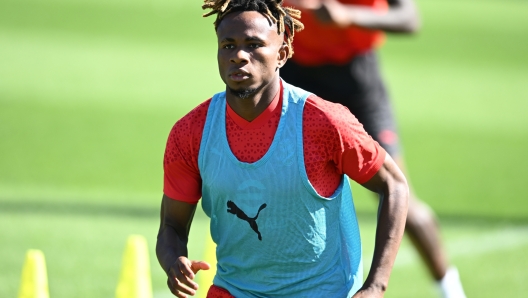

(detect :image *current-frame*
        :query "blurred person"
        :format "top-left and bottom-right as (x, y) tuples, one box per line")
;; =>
(281, 0), (466, 297)
(156, 0), (409, 297)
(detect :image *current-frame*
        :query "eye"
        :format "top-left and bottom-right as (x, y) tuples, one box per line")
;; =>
(249, 43), (263, 49)
(222, 44), (235, 49)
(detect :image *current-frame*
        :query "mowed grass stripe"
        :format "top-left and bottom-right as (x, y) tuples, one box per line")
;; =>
(394, 226), (528, 268)
(0, 28), (220, 111)
(2, 26), (527, 216)
(381, 57), (528, 134)
(2, 207), (527, 298)
(0, 0), (207, 42)
(0, 0), (527, 297)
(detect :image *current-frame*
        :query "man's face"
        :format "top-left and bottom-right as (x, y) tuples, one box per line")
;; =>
(216, 10), (287, 98)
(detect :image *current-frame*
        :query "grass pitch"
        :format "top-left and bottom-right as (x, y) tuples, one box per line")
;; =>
(1, 0), (527, 297)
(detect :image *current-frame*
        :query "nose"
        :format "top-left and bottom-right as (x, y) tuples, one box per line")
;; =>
(230, 48), (249, 64)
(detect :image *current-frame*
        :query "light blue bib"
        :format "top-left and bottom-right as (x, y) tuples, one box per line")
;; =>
(198, 82), (363, 297)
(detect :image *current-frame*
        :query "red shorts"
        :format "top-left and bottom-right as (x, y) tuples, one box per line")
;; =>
(206, 285), (234, 298)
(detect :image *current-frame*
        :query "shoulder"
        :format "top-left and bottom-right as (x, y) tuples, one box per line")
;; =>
(304, 94), (361, 127)
(303, 94), (372, 150)
(165, 98), (212, 164)
(174, 99), (212, 132)
(169, 99), (211, 140)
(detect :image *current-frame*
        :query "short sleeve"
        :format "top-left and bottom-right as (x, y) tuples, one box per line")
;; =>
(304, 95), (386, 185)
(163, 99), (211, 203)
(331, 104), (386, 184)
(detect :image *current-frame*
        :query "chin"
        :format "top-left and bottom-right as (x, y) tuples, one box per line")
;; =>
(228, 87), (257, 99)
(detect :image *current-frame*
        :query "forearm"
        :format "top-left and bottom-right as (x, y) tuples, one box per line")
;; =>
(364, 180), (408, 292)
(344, 4), (419, 33)
(156, 195), (197, 274)
(156, 225), (189, 274)
(316, 0), (420, 33)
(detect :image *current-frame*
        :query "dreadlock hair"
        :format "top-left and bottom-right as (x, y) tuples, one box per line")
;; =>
(202, 0), (304, 58)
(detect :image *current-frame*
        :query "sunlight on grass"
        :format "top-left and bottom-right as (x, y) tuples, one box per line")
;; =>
(1, 0), (527, 297)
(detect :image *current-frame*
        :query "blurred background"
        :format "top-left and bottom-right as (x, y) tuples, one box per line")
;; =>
(1, 0), (527, 297)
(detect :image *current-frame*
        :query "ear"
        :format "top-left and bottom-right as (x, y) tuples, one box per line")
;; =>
(276, 42), (290, 69)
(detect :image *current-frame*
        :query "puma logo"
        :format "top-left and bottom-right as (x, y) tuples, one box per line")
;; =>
(227, 201), (267, 241)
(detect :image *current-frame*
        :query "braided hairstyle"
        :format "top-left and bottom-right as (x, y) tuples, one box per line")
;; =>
(202, 0), (304, 58)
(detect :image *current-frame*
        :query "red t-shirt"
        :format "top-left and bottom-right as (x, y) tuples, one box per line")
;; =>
(163, 87), (385, 203)
(287, 0), (388, 66)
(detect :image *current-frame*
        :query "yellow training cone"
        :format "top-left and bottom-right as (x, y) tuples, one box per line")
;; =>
(18, 249), (50, 298)
(196, 232), (217, 298)
(115, 235), (153, 298)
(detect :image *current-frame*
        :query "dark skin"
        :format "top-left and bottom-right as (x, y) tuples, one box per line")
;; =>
(156, 10), (409, 298)
(217, 10), (289, 121)
(288, 0), (451, 281)
(156, 195), (206, 298)
(288, 0), (420, 32)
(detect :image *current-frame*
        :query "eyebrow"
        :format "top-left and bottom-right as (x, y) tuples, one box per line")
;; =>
(220, 36), (265, 43)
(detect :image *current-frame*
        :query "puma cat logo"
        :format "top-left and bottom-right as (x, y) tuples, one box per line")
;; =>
(227, 201), (267, 241)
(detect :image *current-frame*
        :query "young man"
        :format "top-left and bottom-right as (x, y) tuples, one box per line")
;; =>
(281, 0), (466, 297)
(157, 0), (408, 297)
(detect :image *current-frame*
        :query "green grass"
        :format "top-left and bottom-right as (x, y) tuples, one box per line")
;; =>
(1, 0), (527, 297)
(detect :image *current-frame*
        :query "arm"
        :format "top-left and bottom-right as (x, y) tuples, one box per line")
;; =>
(156, 195), (210, 298)
(296, 0), (420, 33)
(353, 153), (409, 297)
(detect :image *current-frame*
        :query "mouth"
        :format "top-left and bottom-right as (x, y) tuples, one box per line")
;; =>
(229, 69), (251, 82)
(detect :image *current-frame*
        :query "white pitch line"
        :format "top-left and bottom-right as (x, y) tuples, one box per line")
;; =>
(394, 226), (528, 268)
(153, 226), (528, 297)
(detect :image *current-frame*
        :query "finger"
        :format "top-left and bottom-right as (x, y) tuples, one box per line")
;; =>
(191, 261), (211, 273)
(168, 274), (198, 297)
(178, 260), (199, 281)
(168, 265), (199, 295)
(167, 278), (188, 298)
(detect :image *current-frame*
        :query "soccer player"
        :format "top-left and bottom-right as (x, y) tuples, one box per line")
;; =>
(280, 0), (466, 297)
(156, 0), (409, 297)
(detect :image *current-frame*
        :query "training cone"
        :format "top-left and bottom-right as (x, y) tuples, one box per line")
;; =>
(115, 235), (153, 298)
(196, 232), (217, 298)
(18, 249), (50, 298)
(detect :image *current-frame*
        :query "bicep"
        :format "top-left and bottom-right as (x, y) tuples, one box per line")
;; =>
(360, 153), (407, 196)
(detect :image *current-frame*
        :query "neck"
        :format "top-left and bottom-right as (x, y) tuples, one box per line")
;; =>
(226, 76), (281, 122)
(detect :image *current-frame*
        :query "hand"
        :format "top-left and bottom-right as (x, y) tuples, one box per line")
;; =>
(313, 0), (355, 27)
(166, 256), (210, 298)
(352, 286), (385, 298)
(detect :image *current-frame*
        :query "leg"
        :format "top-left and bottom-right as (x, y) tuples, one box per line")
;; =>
(393, 155), (448, 280)
(346, 53), (454, 282)
(393, 156), (466, 298)
(347, 52), (466, 297)
(341, 51), (451, 281)
(282, 54), (465, 297)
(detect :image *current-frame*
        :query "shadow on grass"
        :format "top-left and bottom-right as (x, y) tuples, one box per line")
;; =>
(357, 211), (528, 227)
(1, 199), (527, 227)
(0, 199), (158, 218)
